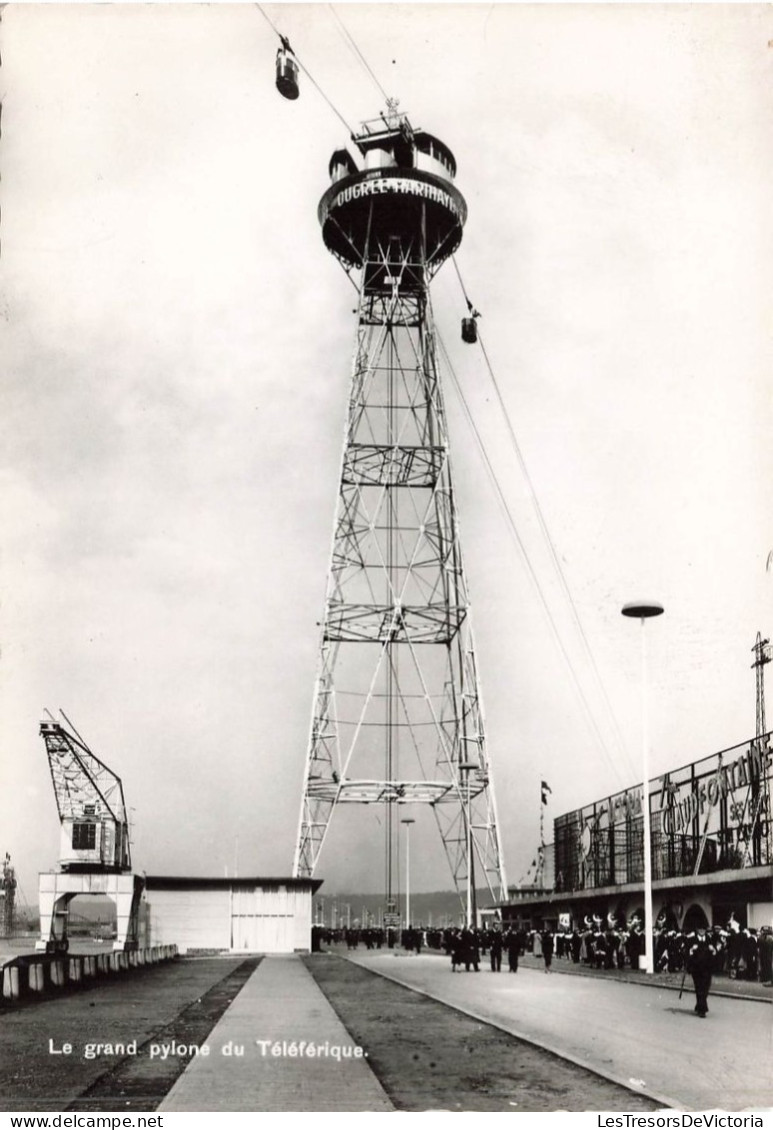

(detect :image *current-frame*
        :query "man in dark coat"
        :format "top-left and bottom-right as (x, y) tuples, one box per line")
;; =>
(540, 928), (554, 973)
(450, 929), (464, 972)
(460, 927), (480, 972)
(505, 927), (522, 972)
(489, 927), (503, 972)
(570, 929), (582, 964)
(741, 928), (759, 981)
(687, 926), (716, 1017)
(627, 925), (644, 970)
(759, 931), (768, 985)
(759, 926), (773, 985)
(726, 921), (743, 978)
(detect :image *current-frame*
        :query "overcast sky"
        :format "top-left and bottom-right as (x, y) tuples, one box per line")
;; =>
(1, 3), (771, 907)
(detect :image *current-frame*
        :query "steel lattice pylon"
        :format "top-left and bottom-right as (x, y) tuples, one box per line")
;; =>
(293, 110), (507, 917)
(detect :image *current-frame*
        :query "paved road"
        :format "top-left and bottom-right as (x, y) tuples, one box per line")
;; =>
(345, 950), (772, 1111)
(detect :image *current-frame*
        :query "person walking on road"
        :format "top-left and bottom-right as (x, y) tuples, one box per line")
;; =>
(759, 926), (773, 985)
(505, 927), (522, 972)
(489, 927), (503, 972)
(687, 925), (716, 1018)
(450, 930), (464, 972)
(540, 928), (554, 973)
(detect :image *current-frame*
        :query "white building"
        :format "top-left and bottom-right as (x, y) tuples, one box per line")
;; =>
(143, 876), (322, 955)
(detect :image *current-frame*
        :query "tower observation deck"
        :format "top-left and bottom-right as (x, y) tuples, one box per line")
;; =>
(319, 114), (467, 279)
(294, 107), (507, 920)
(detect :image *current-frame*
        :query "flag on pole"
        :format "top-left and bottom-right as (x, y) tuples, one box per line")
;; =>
(541, 780), (552, 805)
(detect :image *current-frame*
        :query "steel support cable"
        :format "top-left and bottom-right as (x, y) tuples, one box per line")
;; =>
(451, 257), (636, 781)
(328, 4), (390, 105)
(436, 332), (628, 791)
(451, 255), (474, 312)
(477, 327), (637, 781)
(255, 3), (356, 138)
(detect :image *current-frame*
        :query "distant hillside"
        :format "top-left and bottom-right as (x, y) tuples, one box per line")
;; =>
(313, 888), (498, 927)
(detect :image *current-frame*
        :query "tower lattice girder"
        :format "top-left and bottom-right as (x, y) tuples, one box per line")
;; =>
(294, 114), (507, 911)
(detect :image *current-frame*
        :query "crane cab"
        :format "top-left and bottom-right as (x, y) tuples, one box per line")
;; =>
(276, 46), (299, 101)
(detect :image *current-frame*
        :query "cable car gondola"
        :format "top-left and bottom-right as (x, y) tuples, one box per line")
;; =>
(461, 316), (478, 344)
(461, 302), (480, 344)
(276, 38), (299, 101)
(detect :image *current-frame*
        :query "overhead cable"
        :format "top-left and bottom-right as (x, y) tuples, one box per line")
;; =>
(437, 330), (630, 791)
(255, 3), (356, 138)
(451, 257), (637, 781)
(328, 5), (391, 104)
(480, 325), (635, 776)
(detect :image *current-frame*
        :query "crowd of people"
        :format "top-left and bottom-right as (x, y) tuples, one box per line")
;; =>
(311, 919), (773, 984)
(523, 920), (773, 982)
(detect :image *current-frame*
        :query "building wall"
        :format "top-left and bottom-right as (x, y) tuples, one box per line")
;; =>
(290, 884), (313, 951)
(502, 878), (767, 932)
(230, 884), (312, 954)
(747, 901), (773, 929)
(145, 887), (231, 952)
(144, 881), (315, 954)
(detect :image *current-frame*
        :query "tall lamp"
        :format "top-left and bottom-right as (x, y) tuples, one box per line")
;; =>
(622, 600), (664, 975)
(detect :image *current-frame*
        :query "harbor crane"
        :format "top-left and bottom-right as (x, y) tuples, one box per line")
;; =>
(37, 714), (143, 952)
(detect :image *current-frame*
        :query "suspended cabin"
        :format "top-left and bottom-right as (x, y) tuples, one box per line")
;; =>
(276, 46), (299, 101)
(461, 316), (478, 344)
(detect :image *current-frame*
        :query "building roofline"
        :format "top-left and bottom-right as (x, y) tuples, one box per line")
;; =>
(144, 876), (324, 893)
(496, 864), (771, 910)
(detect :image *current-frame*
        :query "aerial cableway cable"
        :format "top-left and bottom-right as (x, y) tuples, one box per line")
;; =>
(436, 330), (631, 792)
(452, 256), (481, 321)
(450, 256), (639, 783)
(475, 324), (637, 780)
(328, 4), (391, 105)
(255, 3), (356, 137)
(255, 2), (368, 299)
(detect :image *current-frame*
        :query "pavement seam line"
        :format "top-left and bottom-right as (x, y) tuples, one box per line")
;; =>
(344, 957), (684, 1112)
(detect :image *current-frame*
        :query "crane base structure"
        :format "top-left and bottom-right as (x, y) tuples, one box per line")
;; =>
(36, 871), (144, 954)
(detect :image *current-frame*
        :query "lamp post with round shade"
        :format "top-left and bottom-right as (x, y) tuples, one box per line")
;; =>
(622, 600), (664, 974)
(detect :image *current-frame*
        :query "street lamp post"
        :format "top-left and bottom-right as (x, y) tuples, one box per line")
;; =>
(401, 817), (415, 930)
(459, 760), (479, 929)
(622, 600), (664, 975)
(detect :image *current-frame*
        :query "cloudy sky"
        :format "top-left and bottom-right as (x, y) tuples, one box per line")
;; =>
(1, 3), (771, 907)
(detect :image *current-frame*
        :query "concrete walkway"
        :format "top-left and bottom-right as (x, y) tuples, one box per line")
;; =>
(160, 955), (393, 1112)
